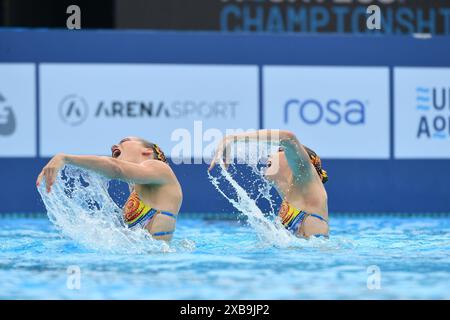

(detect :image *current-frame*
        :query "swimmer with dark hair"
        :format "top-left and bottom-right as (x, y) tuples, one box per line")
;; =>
(37, 137), (182, 241)
(209, 130), (329, 239)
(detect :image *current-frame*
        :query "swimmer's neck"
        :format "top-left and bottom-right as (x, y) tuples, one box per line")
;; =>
(273, 179), (300, 201)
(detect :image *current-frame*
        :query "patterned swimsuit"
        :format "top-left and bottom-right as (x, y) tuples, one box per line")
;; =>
(279, 201), (329, 238)
(123, 191), (177, 237)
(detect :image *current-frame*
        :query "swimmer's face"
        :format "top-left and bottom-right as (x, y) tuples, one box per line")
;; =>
(111, 137), (152, 163)
(264, 147), (290, 182)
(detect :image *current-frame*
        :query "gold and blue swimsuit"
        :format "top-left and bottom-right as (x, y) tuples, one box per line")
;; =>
(279, 201), (329, 238)
(123, 191), (177, 237)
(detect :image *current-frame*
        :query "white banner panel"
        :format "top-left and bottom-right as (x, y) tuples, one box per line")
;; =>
(395, 67), (450, 159)
(0, 64), (36, 157)
(263, 66), (390, 159)
(39, 64), (259, 159)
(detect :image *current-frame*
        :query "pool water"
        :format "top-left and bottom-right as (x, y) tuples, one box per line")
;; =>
(0, 214), (449, 299)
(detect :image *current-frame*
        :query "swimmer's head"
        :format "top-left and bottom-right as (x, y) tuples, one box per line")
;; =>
(264, 146), (292, 183)
(264, 145), (328, 185)
(111, 136), (167, 164)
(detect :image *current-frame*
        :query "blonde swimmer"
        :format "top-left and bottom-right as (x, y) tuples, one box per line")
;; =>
(209, 130), (328, 239)
(36, 137), (182, 241)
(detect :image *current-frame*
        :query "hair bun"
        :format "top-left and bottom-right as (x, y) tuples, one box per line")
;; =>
(152, 144), (168, 163)
(304, 145), (328, 184)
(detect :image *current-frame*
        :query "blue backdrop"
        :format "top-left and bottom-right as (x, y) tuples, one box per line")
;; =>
(0, 29), (449, 214)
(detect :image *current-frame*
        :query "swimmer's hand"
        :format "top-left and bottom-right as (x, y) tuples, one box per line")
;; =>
(208, 137), (233, 172)
(36, 153), (66, 193)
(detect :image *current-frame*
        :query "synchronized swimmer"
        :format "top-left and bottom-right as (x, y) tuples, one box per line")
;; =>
(209, 130), (329, 238)
(36, 137), (182, 241)
(37, 130), (328, 241)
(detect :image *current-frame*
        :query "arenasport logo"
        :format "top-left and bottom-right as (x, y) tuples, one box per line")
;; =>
(58, 95), (239, 126)
(283, 98), (367, 125)
(416, 86), (450, 139)
(59, 95), (89, 126)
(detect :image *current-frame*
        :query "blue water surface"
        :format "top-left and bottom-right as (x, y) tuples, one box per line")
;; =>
(0, 215), (449, 299)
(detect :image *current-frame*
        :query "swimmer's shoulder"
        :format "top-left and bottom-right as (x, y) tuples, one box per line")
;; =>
(140, 160), (183, 197)
(141, 159), (178, 181)
(141, 158), (171, 169)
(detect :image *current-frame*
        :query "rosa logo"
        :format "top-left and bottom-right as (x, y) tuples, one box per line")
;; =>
(284, 99), (366, 125)
(416, 87), (450, 139)
(59, 95), (89, 126)
(0, 93), (17, 136)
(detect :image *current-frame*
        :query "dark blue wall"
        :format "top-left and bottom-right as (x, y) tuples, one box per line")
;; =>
(0, 29), (449, 214)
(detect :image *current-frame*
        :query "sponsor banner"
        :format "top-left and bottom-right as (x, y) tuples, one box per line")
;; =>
(263, 66), (390, 159)
(0, 64), (36, 157)
(39, 64), (259, 158)
(395, 67), (450, 159)
(115, 0), (450, 35)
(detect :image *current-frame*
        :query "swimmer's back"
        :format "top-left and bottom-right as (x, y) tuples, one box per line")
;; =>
(134, 160), (182, 240)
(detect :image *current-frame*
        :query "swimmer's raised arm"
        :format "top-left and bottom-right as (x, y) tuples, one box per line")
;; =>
(209, 130), (313, 179)
(36, 153), (172, 193)
(225, 129), (297, 144)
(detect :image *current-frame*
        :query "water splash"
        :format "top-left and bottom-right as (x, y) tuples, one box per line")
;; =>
(38, 165), (194, 254)
(208, 142), (313, 248)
